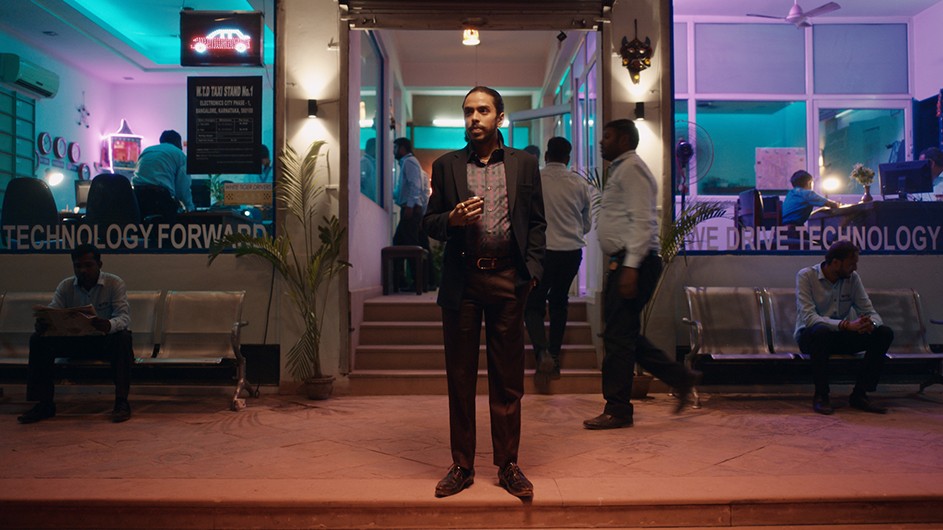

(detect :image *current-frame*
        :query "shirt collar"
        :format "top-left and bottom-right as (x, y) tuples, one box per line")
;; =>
(73, 272), (105, 290)
(466, 144), (505, 166)
(608, 149), (634, 170)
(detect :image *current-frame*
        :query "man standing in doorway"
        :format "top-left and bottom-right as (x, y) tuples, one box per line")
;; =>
(584, 119), (700, 430)
(393, 137), (430, 291)
(524, 136), (592, 390)
(423, 86), (546, 498)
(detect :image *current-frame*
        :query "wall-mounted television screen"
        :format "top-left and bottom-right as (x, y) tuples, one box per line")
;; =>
(180, 10), (263, 67)
(879, 160), (933, 199)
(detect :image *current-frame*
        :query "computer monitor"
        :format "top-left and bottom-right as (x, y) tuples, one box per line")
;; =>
(879, 160), (933, 199)
(74, 179), (92, 209)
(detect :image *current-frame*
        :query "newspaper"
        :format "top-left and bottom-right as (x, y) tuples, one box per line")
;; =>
(32, 304), (104, 337)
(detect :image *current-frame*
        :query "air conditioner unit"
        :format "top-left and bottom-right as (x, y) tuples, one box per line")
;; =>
(0, 53), (59, 98)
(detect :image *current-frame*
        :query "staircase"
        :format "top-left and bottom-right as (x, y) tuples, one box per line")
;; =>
(348, 292), (601, 395)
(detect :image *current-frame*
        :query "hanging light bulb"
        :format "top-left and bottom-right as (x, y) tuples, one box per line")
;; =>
(462, 28), (480, 46)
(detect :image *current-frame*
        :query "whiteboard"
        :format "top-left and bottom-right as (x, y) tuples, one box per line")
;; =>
(755, 148), (806, 190)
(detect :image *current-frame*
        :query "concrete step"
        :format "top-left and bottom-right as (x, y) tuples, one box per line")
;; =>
(364, 296), (589, 322)
(353, 344), (597, 370)
(358, 321), (594, 346)
(346, 368), (602, 395)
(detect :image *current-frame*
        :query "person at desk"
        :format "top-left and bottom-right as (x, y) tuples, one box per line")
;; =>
(781, 170), (840, 225)
(918, 147), (943, 197)
(259, 144), (273, 183)
(133, 130), (193, 221)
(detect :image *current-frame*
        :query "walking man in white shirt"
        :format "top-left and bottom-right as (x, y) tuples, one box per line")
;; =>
(584, 119), (700, 430)
(524, 137), (592, 389)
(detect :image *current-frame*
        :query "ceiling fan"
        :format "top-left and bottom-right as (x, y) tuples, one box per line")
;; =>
(747, 1), (841, 28)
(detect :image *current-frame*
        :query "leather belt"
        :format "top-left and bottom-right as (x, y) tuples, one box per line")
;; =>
(467, 256), (514, 271)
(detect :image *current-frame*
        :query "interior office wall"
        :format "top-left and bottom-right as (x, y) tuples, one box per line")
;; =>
(913, 1), (943, 100)
(0, 31), (112, 209)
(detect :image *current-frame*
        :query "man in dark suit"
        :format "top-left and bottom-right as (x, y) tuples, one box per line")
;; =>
(423, 86), (546, 499)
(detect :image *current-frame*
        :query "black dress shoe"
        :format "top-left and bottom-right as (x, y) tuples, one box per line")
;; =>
(112, 401), (132, 423)
(812, 395), (834, 415)
(674, 370), (702, 414)
(849, 393), (887, 414)
(534, 355), (554, 393)
(435, 464), (474, 497)
(17, 401), (56, 424)
(498, 463), (533, 498)
(583, 413), (633, 430)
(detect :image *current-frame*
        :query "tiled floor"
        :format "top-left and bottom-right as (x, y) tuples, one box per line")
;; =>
(2, 384), (943, 529)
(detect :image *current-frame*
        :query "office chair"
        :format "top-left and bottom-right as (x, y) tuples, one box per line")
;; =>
(85, 173), (141, 231)
(0, 177), (60, 248)
(736, 188), (781, 229)
(134, 184), (179, 224)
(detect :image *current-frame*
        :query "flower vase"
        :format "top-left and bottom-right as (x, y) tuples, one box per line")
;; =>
(860, 185), (873, 203)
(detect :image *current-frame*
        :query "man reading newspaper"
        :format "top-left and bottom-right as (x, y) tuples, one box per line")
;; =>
(18, 244), (133, 424)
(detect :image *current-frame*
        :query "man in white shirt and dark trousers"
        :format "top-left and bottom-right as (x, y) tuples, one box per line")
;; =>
(393, 137), (430, 290)
(584, 119), (700, 430)
(18, 244), (134, 424)
(524, 137), (592, 389)
(795, 240), (893, 415)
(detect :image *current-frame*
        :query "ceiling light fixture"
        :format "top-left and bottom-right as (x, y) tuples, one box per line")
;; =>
(462, 28), (480, 46)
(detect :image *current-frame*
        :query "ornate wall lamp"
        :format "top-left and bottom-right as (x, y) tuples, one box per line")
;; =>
(620, 19), (653, 85)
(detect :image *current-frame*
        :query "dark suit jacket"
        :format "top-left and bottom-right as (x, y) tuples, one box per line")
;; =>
(422, 145), (546, 311)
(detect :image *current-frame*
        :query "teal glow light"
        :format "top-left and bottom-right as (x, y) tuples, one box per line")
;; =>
(66, 0), (274, 66)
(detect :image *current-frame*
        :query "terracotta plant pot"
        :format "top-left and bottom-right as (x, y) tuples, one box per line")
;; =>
(303, 376), (335, 400)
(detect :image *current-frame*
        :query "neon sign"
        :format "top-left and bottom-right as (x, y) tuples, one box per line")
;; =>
(190, 29), (252, 54)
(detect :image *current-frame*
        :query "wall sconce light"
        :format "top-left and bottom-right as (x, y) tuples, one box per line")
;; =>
(307, 99), (319, 118)
(620, 19), (653, 85)
(634, 102), (646, 121)
(462, 28), (480, 46)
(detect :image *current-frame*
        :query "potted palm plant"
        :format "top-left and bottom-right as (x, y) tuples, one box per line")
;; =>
(208, 141), (350, 399)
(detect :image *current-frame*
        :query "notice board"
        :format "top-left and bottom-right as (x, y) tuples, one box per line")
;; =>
(187, 76), (262, 174)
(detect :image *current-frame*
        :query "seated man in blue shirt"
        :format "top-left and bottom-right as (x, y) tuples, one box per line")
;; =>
(781, 170), (840, 225)
(795, 240), (893, 416)
(18, 244), (134, 424)
(133, 130), (193, 221)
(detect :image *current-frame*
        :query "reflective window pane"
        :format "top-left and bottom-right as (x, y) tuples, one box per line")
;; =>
(818, 107), (906, 194)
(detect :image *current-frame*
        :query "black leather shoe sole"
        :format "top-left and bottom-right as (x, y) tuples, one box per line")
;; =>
(435, 471), (474, 497)
(849, 397), (887, 414)
(17, 404), (56, 424)
(583, 413), (633, 430)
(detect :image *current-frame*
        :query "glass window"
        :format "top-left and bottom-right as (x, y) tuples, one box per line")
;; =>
(673, 23), (688, 94)
(813, 24), (908, 95)
(694, 100), (807, 195)
(818, 107), (906, 194)
(359, 31), (383, 205)
(695, 24), (805, 94)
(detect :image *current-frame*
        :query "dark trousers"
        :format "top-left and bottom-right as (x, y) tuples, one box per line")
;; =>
(26, 330), (134, 403)
(392, 205), (430, 289)
(524, 248), (582, 363)
(441, 266), (528, 470)
(134, 185), (178, 224)
(797, 323), (893, 397)
(602, 253), (692, 419)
